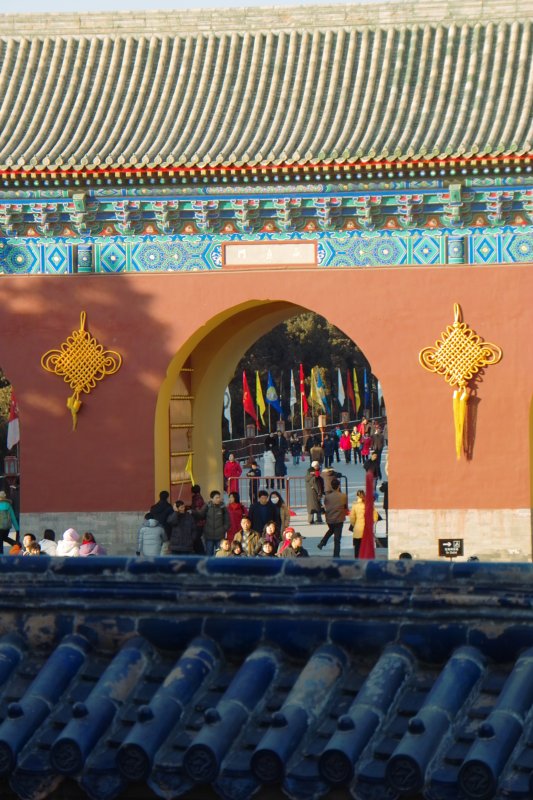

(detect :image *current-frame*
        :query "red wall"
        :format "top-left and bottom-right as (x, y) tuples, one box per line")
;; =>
(1, 264), (531, 514)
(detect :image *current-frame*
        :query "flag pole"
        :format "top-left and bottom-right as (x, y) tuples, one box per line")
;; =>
(299, 363), (308, 434)
(311, 368), (315, 428)
(335, 369), (339, 424)
(280, 370), (283, 427)
(330, 370), (341, 425)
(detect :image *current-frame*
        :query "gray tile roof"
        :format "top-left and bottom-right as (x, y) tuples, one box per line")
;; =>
(0, 8), (531, 173)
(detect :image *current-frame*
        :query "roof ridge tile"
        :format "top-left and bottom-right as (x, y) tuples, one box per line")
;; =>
(0, 1), (531, 36)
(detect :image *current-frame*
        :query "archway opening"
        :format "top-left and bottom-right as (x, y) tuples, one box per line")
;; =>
(221, 312), (382, 441)
(155, 304), (387, 533)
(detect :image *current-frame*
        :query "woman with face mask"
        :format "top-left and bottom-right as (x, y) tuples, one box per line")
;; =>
(269, 491), (290, 533)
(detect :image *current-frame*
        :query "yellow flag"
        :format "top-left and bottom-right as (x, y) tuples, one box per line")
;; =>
(256, 371), (266, 425)
(309, 367), (319, 409)
(185, 453), (195, 485)
(353, 368), (361, 413)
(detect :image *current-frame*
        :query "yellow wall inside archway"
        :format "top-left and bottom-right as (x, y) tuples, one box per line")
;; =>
(154, 301), (307, 496)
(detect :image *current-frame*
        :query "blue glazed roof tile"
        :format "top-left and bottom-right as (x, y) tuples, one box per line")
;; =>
(1, 559), (533, 798)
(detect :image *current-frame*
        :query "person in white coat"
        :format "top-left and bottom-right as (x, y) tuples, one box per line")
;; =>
(263, 449), (276, 490)
(38, 529), (57, 556)
(136, 515), (166, 557)
(56, 528), (80, 557)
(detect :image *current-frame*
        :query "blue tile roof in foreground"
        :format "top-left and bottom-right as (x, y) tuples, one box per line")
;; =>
(0, 556), (533, 799)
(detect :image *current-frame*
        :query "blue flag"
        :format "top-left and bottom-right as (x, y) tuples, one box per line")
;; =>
(315, 369), (331, 414)
(364, 368), (370, 407)
(266, 371), (283, 416)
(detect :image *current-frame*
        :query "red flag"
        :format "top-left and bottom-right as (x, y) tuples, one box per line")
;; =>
(299, 363), (309, 415)
(359, 470), (376, 559)
(7, 391), (19, 450)
(242, 371), (258, 424)
(346, 369), (356, 416)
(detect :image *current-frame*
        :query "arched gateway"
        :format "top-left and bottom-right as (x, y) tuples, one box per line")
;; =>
(0, 2), (531, 561)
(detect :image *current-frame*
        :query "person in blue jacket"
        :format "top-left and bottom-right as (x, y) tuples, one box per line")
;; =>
(0, 490), (19, 550)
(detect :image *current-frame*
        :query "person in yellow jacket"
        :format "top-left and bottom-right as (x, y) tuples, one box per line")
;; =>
(350, 427), (362, 464)
(349, 490), (378, 558)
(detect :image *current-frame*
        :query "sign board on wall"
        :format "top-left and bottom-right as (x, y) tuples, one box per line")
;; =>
(438, 539), (464, 558)
(223, 241), (317, 268)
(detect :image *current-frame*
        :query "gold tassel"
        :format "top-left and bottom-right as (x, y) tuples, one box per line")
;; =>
(452, 387), (469, 459)
(67, 394), (82, 431)
(419, 303), (502, 463)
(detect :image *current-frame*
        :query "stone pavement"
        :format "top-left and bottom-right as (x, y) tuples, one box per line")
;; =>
(284, 510), (388, 560)
(246, 449), (388, 560)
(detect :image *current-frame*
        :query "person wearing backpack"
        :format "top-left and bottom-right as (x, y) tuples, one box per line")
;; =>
(0, 490), (19, 550)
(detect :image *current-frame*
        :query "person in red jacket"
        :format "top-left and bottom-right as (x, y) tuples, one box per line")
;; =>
(361, 432), (373, 462)
(357, 416), (369, 437)
(339, 430), (352, 463)
(226, 491), (247, 543)
(223, 453), (242, 495)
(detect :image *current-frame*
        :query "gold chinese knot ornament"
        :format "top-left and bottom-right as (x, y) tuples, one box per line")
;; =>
(419, 304), (502, 459)
(41, 311), (122, 430)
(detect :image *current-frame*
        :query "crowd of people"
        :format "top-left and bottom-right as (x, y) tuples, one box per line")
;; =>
(303, 417), (386, 475)
(0, 484), (110, 557)
(141, 458), (385, 561)
(0, 417), (387, 560)
(1, 527), (107, 557)
(138, 487), (310, 558)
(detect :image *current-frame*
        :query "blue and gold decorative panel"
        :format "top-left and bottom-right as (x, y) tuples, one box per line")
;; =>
(95, 242), (127, 273)
(502, 232), (533, 263)
(129, 237), (214, 272)
(317, 232), (407, 267)
(446, 236), (465, 264)
(446, 235), (466, 264)
(412, 235), (445, 265)
(41, 243), (72, 273)
(1, 225), (531, 274)
(470, 234), (501, 264)
(130, 240), (180, 271)
(77, 244), (93, 273)
(361, 235), (408, 266)
(0, 241), (40, 274)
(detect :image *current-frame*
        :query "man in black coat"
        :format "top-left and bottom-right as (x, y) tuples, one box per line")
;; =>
(305, 465), (324, 524)
(246, 460), (261, 503)
(364, 451), (380, 484)
(167, 501), (196, 555)
(149, 490), (173, 537)
(249, 490), (280, 532)
(371, 424), (385, 479)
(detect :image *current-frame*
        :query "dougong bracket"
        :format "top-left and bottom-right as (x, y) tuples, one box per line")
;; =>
(41, 311), (122, 430)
